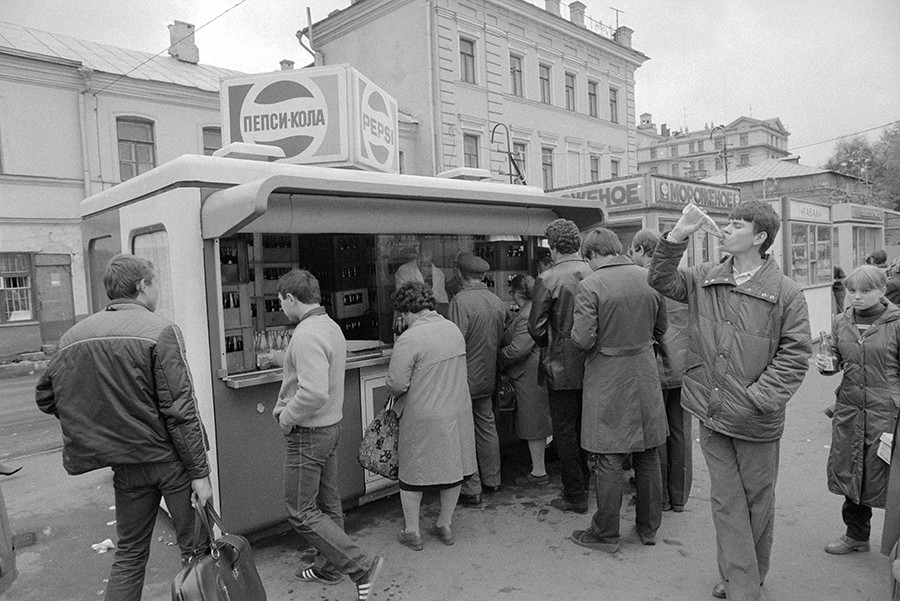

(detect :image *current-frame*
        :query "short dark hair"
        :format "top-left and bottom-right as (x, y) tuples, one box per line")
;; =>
(510, 274), (535, 300)
(581, 227), (622, 259)
(392, 281), (436, 313)
(104, 254), (154, 300)
(545, 219), (581, 254)
(728, 200), (780, 256)
(277, 269), (321, 303)
(867, 249), (887, 266)
(631, 228), (660, 255)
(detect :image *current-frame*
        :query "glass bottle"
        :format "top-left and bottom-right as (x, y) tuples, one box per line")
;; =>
(818, 330), (838, 374)
(682, 203), (724, 238)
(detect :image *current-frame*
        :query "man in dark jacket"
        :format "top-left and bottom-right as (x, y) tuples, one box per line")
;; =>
(36, 254), (212, 601)
(450, 253), (507, 506)
(529, 219), (594, 514)
(571, 228), (667, 553)
(648, 201), (811, 601)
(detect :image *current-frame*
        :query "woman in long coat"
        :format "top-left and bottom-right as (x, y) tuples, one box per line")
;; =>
(386, 281), (476, 551)
(816, 265), (900, 556)
(499, 275), (552, 485)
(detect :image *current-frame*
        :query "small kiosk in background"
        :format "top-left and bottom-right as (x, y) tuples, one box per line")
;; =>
(549, 173), (740, 266)
(831, 203), (885, 273)
(883, 208), (900, 263)
(767, 197), (833, 336)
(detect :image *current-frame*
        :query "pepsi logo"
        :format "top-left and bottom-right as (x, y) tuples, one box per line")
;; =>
(240, 79), (328, 158)
(359, 81), (395, 167)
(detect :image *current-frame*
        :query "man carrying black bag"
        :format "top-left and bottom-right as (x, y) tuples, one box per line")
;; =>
(36, 254), (213, 601)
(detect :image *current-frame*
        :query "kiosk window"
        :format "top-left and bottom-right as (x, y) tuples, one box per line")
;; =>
(133, 229), (175, 322)
(790, 224), (832, 287)
(853, 226), (880, 269)
(0, 253), (33, 323)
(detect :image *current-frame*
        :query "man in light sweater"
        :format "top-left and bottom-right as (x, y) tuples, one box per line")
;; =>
(273, 269), (383, 601)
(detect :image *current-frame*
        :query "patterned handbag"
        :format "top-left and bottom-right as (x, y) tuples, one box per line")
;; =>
(357, 396), (400, 480)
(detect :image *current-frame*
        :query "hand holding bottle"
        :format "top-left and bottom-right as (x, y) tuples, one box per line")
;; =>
(816, 330), (839, 374)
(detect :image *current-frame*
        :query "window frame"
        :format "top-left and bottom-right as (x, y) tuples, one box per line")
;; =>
(608, 87), (619, 124)
(587, 80), (599, 118)
(512, 142), (527, 180)
(202, 126), (222, 156)
(564, 72), (576, 111)
(589, 155), (601, 181)
(509, 54), (524, 97)
(610, 158), (620, 178)
(539, 63), (552, 105)
(463, 133), (480, 168)
(459, 37), (476, 84)
(739, 133), (749, 146)
(117, 117), (156, 182)
(541, 146), (554, 190)
(0, 253), (34, 324)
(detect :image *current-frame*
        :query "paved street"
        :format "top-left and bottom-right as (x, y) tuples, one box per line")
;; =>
(0, 373), (60, 461)
(0, 362), (894, 600)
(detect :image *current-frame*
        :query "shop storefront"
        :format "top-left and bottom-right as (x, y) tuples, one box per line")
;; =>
(832, 203), (885, 273)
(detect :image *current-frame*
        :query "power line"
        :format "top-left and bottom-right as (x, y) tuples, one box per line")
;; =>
(788, 120), (900, 152)
(92, 0), (251, 96)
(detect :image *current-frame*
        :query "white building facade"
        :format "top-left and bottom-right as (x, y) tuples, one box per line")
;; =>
(302, 0), (648, 188)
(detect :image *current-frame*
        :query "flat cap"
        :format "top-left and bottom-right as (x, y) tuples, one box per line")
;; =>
(457, 252), (490, 274)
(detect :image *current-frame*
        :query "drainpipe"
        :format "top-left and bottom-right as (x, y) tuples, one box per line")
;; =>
(77, 67), (94, 198)
(425, 0), (440, 174)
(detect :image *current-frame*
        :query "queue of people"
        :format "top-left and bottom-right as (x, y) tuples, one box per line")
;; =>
(29, 203), (900, 601)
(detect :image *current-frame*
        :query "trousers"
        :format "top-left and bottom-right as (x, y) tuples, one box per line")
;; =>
(461, 394), (502, 495)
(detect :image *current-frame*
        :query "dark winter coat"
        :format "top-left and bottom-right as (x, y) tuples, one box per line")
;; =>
(648, 237), (812, 442)
(573, 258), (668, 453)
(528, 256), (594, 390)
(826, 301), (900, 508)
(35, 301), (209, 478)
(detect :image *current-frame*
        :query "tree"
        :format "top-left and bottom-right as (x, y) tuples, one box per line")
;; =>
(873, 123), (900, 210)
(825, 125), (900, 209)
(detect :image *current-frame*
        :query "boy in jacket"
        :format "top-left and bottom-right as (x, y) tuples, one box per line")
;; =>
(648, 201), (811, 601)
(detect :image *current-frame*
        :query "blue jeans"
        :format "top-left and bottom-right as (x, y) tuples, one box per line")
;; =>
(588, 449), (661, 544)
(105, 461), (202, 601)
(283, 422), (369, 582)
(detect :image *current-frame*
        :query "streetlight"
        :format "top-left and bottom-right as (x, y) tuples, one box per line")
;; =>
(710, 125), (730, 184)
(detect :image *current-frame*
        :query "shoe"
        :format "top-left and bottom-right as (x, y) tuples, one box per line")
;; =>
(515, 472), (550, 486)
(570, 529), (620, 553)
(824, 534), (870, 555)
(397, 530), (423, 551)
(482, 484), (502, 494)
(635, 526), (656, 546)
(550, 496), (588, 514)
(671, 504), (685, 513)
(355, 555), (384, 601)
(458, 493), (483, 506)
(661, 501), (672, 511)
(712, 580), (726, 599)
(295, 566), (344, 585)
(0, 462), (21, 476)
(427, 523), (455, 546)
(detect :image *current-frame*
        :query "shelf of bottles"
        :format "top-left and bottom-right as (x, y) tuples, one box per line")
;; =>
(218, 235), (255, 374)
(473, 241), (529, 302)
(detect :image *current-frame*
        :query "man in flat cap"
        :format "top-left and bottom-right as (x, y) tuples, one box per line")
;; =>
(449, 252), (508, 506)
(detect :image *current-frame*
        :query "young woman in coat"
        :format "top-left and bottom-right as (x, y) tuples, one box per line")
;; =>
(816, 265), (900, 555)
(386, 282), (477, 551)
(499, 275), (553, 485)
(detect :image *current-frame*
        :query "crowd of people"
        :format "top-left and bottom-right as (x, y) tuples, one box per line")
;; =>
(19, 198), (900, 601)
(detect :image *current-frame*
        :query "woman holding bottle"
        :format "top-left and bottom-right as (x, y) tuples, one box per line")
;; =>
(816, 264), (900, 555)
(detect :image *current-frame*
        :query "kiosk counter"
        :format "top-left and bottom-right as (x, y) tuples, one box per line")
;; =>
(79, 154), (602, 534)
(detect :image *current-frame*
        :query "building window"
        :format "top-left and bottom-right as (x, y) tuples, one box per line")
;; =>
(608, 87), (619, 123)
(671, 163), (680, 177)
(697, 159), (705, 174)
(117, 118), (156, 181)
(463, 134), (479, 168)
(670, 144), (679, 157)
(541, 147), (554, 190)
(697, 140), (704, 152)
(460, 38), (476, 84)
(202, 127), (222, 156)
(590, 155), (600, 181)
(688, 141), (696, 154)
(539, 64), (551, 104)
(0, 254), (33, 323)
(509, 54), (523, 97)
(512, 142), (527, 180)
(650, 148), (658, 160)
(739, 133), (748, 146)
(739, 153), (749, 166)
(564, 72), (576, 111)
(587, 80), (598, 118)
(610, 159), (620, 178)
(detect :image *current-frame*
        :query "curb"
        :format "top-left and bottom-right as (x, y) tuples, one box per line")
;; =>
(0, 360), (48, 380)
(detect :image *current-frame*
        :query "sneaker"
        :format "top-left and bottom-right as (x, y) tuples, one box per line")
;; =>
(550, 496), (588, 514)
(295, 566), (344, 586)
(355, 555), (385, 601)
(824, 534), (870, 555)
(570, 529), (620, 553)
(515, 472), (550, 486)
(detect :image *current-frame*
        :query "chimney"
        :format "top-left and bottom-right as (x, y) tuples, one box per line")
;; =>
(168, 21), (199, 64)
(569, 2), (586, 27)
(280, 59), (295, 71)
(661, 124), (670, 137)
(613, 25), (633, 48)
(639, 113), (653, 128)
(545, 0), (561, 17)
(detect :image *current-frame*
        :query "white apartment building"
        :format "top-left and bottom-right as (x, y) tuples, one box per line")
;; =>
(302, 0), (648, 188)
(636, 113), (790, 181)
(0, 20), (242, 356)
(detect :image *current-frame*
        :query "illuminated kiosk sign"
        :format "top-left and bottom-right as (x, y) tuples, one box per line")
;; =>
(220, 64), (399, 173)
